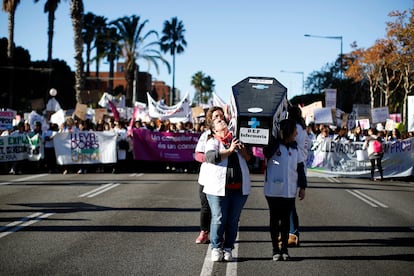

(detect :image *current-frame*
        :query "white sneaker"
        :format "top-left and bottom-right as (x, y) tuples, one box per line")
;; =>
(223, 248), (233, 261)
(211, 248), (223, 262)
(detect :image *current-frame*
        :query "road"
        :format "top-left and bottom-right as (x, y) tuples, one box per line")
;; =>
(0, 172), (413, 275)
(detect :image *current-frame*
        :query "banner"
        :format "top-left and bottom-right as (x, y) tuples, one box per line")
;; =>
(0, 110), (16, 130)
(0, 134), (43, 162)
(53, 131), (117, 165)
(308, 137), (414, 178)
(147, 92), (191, 121)
(133, 128), (199, 162)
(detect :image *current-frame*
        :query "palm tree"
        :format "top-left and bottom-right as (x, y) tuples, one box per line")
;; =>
(160, 17), (187, 105)
(2, 0), (20, 60)
(202, 75), (215, 102)
(92, 15), (107, 79)
(70, 0), (84, 103)
(2, 0), (20, 107)
(105, 26), (121, 93)
(111, 15), (170, 105)
(34, 0), (63, 65)
(191, 71), (204, 105)
(82, 12), (96, 77)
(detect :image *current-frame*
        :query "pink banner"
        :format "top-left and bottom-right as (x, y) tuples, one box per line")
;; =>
(133, 128), (200, 162)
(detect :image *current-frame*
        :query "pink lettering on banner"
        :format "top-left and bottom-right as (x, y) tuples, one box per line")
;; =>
(133, 128), (199, 162)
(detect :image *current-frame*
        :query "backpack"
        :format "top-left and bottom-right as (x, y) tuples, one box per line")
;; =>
(373, 140), (382, 153)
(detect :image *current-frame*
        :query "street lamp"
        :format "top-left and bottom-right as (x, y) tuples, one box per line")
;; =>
(304, 34), (343, 79)
(280, 70), (305, 95)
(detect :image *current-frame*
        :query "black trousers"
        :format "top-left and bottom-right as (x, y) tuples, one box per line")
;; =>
(266, 196), (295, 254)
(199, 184), (211, 232)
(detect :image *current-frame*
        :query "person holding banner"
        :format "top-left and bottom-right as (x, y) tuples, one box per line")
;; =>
(263, 119), (307, 261)
(200, 112), (252, 262)
(364, 128), (384, 181)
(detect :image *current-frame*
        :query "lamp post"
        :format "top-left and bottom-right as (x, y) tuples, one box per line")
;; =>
(280, 70), (305, 95)
(304, 34), (343, 79)
(304, 34), (343, 109)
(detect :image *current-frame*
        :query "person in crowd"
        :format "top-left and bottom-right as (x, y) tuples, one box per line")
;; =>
(364, 128), (384, 181)
(9, 121), (27, 174)
(334, 127), (350, 143)
(194, 107), (225, 245)
(387, 128), (401, 142)
(42, 123), (59, 173)
(349, 125), (365, 142)
(113, 120), (129, 173)
(263, 118), (307, 261)
(287, 105), (309, 247)
(199, 110), (253, 262)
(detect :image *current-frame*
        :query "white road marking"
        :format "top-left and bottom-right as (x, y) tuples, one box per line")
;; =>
(0, 212), (54, 239)
(226, 232), (240, 276)
(346, 189), (388, 208)
(79, 183), (120, 198)
(325, 177), (341, 183)
(200, 232), (240, 276)
(200, 246), (213, 276)
(129, 173), (144, 177)
(351, 189), (388, 208)
(0, 173), (48, 186)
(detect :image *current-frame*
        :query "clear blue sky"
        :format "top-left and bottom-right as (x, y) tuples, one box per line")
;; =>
(1, 0), (412, 104)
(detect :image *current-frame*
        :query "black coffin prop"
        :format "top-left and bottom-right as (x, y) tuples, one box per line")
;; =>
(229, 77), (288, 146)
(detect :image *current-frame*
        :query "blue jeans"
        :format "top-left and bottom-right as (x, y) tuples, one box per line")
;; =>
(289, 203), (299, 236)
(207, 191), (248, 249)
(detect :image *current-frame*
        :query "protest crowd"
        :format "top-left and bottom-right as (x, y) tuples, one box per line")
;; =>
(1, 90), (414, 179)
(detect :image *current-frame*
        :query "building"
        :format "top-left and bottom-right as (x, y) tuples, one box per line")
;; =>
(85, 62), (172, 106)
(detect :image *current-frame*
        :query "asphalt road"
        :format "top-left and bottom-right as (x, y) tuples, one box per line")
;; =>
(0, 172), (413, 276)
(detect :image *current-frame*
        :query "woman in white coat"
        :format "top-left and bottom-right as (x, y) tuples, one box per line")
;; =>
(199, 116), (252, 262)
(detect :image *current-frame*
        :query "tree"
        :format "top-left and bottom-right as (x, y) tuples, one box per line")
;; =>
(70, 0), (84, 103)
(105, 26), (121, 93)
(2, 0), (20, 60)
(92, 15), (107, 79)
(191, 71), (204, 105)
(2, 0), (20, 107)
(34, 0), (64, 65)
(82, 12), (96, 77)
(386, 8), (414, 129)
(111, 15), (170, 105)
(191, 71), (215, 105)
(160, 17), (187, 105)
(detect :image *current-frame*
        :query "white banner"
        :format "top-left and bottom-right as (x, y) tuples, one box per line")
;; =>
(147, 92), (191, 121)
(54, 131), (117, 165)
(0, 134), (43, 162)
(408, 95), (414, 132)
(308, 137), (414, 178)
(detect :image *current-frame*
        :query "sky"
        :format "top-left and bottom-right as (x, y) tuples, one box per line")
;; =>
(1, 0), (413, 105)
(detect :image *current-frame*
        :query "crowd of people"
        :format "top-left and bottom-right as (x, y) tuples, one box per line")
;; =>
(3, 104), (414, 263)
(0, 114), (207, 175)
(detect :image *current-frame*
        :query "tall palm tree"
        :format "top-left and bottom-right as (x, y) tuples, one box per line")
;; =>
(105, 26), (121, 93)
(191, 71), (204, 105)
(92, 15), (107, 79)
(2, 0), (20, 107)
(70, 0), (84, 103)
(111, 15), (170, 105)
(202, 75), (215, 102)
(2, 0), (20, 60)
(160, 17), (187, 105)
(82, 12), (96, 77)
(34, 0), (63, 65)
